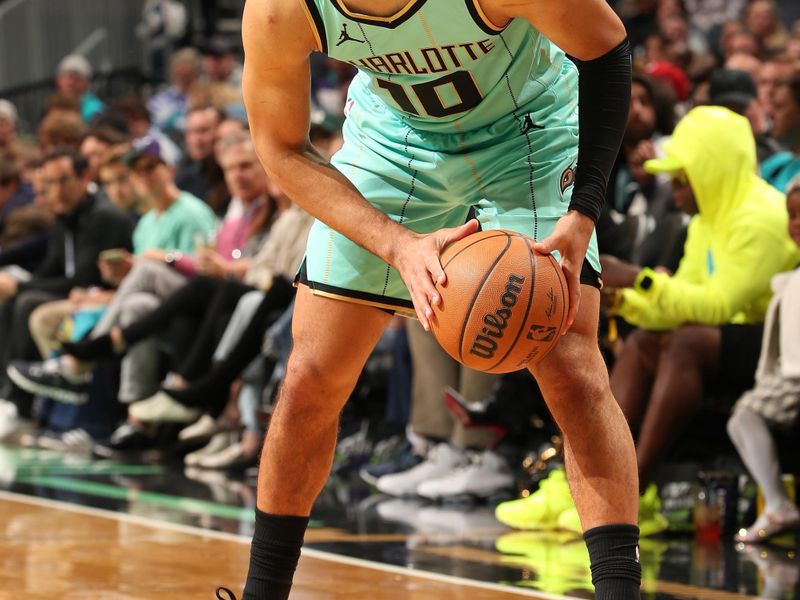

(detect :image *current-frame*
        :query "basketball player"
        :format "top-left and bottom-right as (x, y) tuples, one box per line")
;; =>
(235, 1), (640, 598)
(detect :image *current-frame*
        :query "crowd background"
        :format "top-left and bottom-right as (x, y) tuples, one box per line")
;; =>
(1, 0), (800, 595)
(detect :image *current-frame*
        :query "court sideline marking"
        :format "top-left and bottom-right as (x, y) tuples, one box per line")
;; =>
(0, 490), (576, 600)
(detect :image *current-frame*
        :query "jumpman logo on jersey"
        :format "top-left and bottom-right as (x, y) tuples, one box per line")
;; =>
(520, 114), (545, 135)
(336, 23), (365, 46)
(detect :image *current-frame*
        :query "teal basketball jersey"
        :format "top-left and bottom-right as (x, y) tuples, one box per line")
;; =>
(301, 0), (571, 132)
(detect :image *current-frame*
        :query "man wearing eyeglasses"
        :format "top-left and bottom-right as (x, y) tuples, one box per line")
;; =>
(0, 148), (133, 438)
(600, 106), (800, 518)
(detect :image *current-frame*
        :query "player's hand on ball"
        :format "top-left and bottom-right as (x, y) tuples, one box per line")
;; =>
(393, 218), (479, 331)
(533, 210), (594, 334)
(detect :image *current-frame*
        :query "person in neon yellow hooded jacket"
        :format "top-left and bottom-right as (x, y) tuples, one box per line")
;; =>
(607, 106), (800, 490)
(618, 105), (799, 330)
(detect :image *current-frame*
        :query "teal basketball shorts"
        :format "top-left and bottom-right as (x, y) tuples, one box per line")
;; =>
(300, 63), (601, 317)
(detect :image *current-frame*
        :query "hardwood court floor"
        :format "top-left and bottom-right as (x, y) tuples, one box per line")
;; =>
(0, 446), (796, 599)
(0, 493), (549, 600)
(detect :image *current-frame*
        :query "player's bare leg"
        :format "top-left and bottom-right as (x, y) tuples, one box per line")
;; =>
(242, 284), (392, 599)
(530, 286), (641, 598)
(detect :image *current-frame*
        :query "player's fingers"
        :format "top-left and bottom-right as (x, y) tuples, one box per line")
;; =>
(408, 282), (431, 331)
(419, 261), (442, 307)
(532, 236), (556, 255)
(424, 252), (446, 288)
(439, 219), (479, 251)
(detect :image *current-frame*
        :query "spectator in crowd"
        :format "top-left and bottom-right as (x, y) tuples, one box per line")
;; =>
(9, 133), (270, 408)
(201, 36), (243, 91)
(175, 104), (228, 214)
(0, 100), (19, 159)
(596, 71), (685, 270)
(725, 51), (764, 78)
(213, 117), (247, 163)
(38, 111), (85, 154)
(602, 107), (797, 533)
(724, 30), (764, 60)
(0, 159), (52, 274)
(746, 0), (790, 55)
(65, 196), (309, 456)
(6, 140), (218, 408)
(643, 60), (691, 103)
(761, 72), (800, 191)
(79, 127), (130, 185)
(0, 149), (133, 437)
(757, 55), (798, 119)
(97, 147), (145, 219)
(0, 162), (53, 274)
(44, 92), (82, 118)
(55, 55), (105, 124)
(707, 68), (781, 162)
(111, 95), (182, 167)
(148, 48), (202, 134)
(0, 159), (35, 236)
(727, 176), (800, 543)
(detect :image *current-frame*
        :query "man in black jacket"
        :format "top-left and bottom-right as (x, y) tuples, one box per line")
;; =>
(0, 148), (133, 433)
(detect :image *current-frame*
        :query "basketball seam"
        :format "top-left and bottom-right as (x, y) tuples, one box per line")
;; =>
(535, 253), (568, 363)
(487, 235), (536, 372)
(441, 231), (509, 270)
(457, 232), (512, 363)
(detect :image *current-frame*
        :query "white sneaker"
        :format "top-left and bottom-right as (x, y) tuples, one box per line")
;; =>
(0, 400), (20, 441)
(376, 443), (467, 497)
(196, 440), (255, 470)
(185, 431), (238, 466)
(178, 414), (218, 441)
(416, 450), (514, 500)
(37, 429), (93, 453)
(129, 391), (201, 423)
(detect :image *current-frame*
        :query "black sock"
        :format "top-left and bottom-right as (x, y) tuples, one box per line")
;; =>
(242, 509), (309, 600)
(61, 334), (115, 361)
(584, 524), (641, 600)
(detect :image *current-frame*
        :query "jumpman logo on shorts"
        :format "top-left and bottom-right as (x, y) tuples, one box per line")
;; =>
(337, 23), (365, 46)
(520, 114), (545, 135)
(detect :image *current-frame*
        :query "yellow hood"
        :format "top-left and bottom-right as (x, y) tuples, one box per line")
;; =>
(645, 106), (758, 226)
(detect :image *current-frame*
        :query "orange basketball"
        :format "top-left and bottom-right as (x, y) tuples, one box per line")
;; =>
(430, 230), (568, 374)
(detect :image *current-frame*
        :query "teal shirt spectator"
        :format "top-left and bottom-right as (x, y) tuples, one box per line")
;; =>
(80, 92), (106, 123)
(132, 191), (217, 255)
(761, 152), (800, 193)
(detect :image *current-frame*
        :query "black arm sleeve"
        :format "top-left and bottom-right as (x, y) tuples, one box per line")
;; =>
(568, 38), (632, 223)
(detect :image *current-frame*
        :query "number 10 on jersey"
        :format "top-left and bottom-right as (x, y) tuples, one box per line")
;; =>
(377, 70), (483, 118)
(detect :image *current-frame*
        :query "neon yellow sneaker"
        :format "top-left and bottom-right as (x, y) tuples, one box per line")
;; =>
(556, 506), (582, 534)
(495, 469), (575, 530)
(639, 483), (669, 537)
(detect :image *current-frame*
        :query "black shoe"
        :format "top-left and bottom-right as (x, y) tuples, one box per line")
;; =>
(94, 422), (155, 457)
(7, 359), (90, 404)
(215, 587), (237, 599)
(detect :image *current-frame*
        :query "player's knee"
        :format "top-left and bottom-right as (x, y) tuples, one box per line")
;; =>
(278, 354), (355, 416)
(539, 351), (609, 409)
